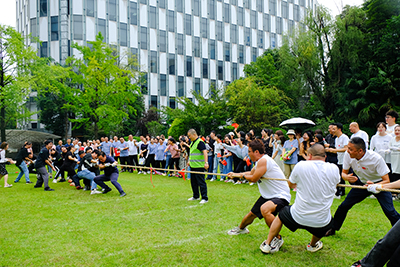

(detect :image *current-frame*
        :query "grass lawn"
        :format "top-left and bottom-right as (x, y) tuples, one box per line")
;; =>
(1, 165), (399, 266)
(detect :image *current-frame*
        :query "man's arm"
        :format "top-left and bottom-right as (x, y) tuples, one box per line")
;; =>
(341, 168), (358, 183)
(228, 158), (267, 183)
(203, 149), (209, 169)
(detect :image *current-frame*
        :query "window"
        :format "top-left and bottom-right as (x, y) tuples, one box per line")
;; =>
(250, 10), (256, 29)
(160, 74), (167, 96)
(194, 78), (200, 94)
(201, 18), (208, 38)
(185, 14), (191, 35)
(289, 20), (295, 33)
(282, 2), (288, 19)
(151, 96), (158, 108)
(40, 42), (48, 58)
(232, 63), (238, 80)
(263, 13), (269, 31)
(131, 48), (138, 62)
(194, 37), (200, 57)
(300, 0), (305, 6)
(149, 6), (157, 28)
(176, 1), (183, 12)
(294, 5), (300, 21)
(269, 0), (276, 16)
(140, 0), (147, 4)
(245, 27), (250, 46)
(98, 19), (106, 41)
(224, 3), (230, 23)
(159, 30), (166, 52)
(31, 123), (38, 129)
(109, 0), (117, 21)
(252, 47), (257, 62)
(243, 0), (250, 9)
(224, 42), (230, 61)
(150, 51), (157, 73)
(256, 0), (263, 12)
(169, 54), (175, 75)
(230, 24), (237, 44)
(186, 56), (192, 77)
(202, 58), (208, 78)
(159, 0), (165, 9)
(217, 21), (223, 41)
(51, 16), (58, 41)
(120, 23), (127, 46)
(130, 2), (138, 25)
(177, 33), (184, 55)
(239, 45), (244, 63)
(276, 17), (282, 34)
(178, 76), (184, 96)
(40, 0), (47, 17)
(209, 0), (215, 20)
(288, 0), (293, 3)
(271, 33), (276, 48)
(141, 27), (147, 49)
(209, 39), (215, 59)
(218, 61), (223, 80)
(237, 7), (243, 26)
(168, 10), (174, 32)
(169, 98), (176, 109)
(257, 30), (263, 48)
(74, 15), (83, 40)
(30, 18), (37, 38)
(86, 0), (95, 17)
(231, 0), (237, 5)
(193, 0), (200, 16)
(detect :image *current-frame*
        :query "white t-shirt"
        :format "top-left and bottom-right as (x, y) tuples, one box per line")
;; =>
(343, 150), (390, 183)
(335, 134), (349, 165)
(255, 155), (291, 203)
(389, 137), (400, 174)
(0, 149), (7, 163)
(127, 140), (138, 155)
(351, 130), (369, 149)
(386, 124), (399, 136)
(369, 134), (392, 163)
(289, 160), (340, 228)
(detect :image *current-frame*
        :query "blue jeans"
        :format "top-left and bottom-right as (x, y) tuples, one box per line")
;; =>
(165, 154), (171, 171)
(212, 154), (223, 179)
(77, 169), (97, 190)
(223, 156), (233, 175)
(207, 155), (214, 178)
(333, 179), (400, 231)
(15, 161), (30, 182)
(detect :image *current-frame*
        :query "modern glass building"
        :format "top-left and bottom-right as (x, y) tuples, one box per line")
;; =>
(16, 0), (316, 131)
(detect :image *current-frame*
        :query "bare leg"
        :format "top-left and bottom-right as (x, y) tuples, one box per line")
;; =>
(310, 235), (321, 247)
(260, 201), (278, 227)
(265, 215), (283, 245)
(3, 174), (10, 186)
(239, 212), (258, 229)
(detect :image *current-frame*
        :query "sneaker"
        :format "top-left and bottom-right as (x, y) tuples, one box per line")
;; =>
(188, 197), (200, 201)
(370, 195), (376, 199)
(270, 236), (284, 249)
(220, 178), (225, 182)
(234, 181), (242, 185)
(138, 171), (142, 174)
(34, 185), (42, 188)
(76, 186), (83, 190)
(333, 195), (341, 200)
(199, 199), (208, 204)
(249, 182), (254, 186)
(14, 180), (19, 183)
(120, 192), (127, 197)
(307, 240), (323, 252)
(147, 171), (151, 174)
(162, 173), (166, 176)
(210, 178), (217, 181)
(259, 240), (280, 254)
(52, 179), (57, 184)
(102, 188), (112, 194)
(351, 260), (362, 267)
(44, 187), (55, 191)
(4, 184), (12, 188)
(26, 181), (33, 184)
(83, 186), (90, 191)
(227, 226), (249, 235)
(90, 190), (102, 195)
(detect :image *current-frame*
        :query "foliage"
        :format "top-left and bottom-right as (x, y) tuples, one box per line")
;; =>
(167, 118), (187, 139)
(136, 107), (161, 136)
(145, 121), (165, 137)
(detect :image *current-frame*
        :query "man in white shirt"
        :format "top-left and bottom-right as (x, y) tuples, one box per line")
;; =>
(350, 122), (369, 149)
(385, 110), (399, 136)
(260, 144), (340, 254)
(227, 139), (291, 249)
(326, 123), (349, 198)
(327, 137), (400, 236)
(127, 135), (138, 173)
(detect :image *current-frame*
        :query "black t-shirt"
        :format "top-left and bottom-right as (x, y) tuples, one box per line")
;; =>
(35, 147), (50, 169)
(263, 138), (273, 157)
(325, 134), (338, 164)
(78, 153), (93, 172)
(16, 147), (29, 166)
(63, 151), (76, 167)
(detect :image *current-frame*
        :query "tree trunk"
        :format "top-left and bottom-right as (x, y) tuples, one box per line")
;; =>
(0, 53), (5, 142)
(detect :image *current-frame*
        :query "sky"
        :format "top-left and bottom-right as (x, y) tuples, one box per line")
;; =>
(0, 0), (365, 28)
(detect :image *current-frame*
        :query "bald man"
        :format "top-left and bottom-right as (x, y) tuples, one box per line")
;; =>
(349, 122), (369, 149)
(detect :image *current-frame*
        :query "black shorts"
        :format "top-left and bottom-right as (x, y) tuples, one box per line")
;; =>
(279, 206), (333, 238)
(251, 196), (289, 219)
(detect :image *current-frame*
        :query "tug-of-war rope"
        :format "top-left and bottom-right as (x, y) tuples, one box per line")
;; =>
(119, 164), (400, 193)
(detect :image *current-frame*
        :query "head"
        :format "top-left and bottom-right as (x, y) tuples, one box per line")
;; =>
(168, 137), (176, 144)
(128, 134), (133, 141)
(376, 122), (387, 134)
(224, 134), (231, 143)
(333, 123), (343, 136)
(85, 147), (93, 153)
(24, 141), (32, 149)
(216, 134), (222, 142)
(105, 137), (109, 142)
(44, 140), (53, 149)
(385, 110), (399, 126)
(303, 131), (313, 142)
(91, 150), (100, 159)
(120, 137), (125, 143)
(0, 142), (8, 150)
(78, 150), (85, 158)
(237, 137), (245, 145)
(249, 129), (255, 136)
(349, 122), (360, 134)
(248, 139), (265, 162)
(58, 140), (63, 145)
(97, 151), (107, 163)
(238, 131), (245, 138)
(210, 130), (216, 139)
(287, 129), (295, 140)
(187, 129), (198, 141)
(245, 132), (253, 141)
(295, 128), (302, 138)
(395, 125), (400, 137)
(314, 134), (323, 143)
(347, 137), (366, 159)
(61, 146), (67, 153)
(328, 123), (336, 135)
(66, 138), (71, 144)
(306, 144), (326, 161)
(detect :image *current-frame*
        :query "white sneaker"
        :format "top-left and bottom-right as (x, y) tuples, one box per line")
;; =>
(370, 195), (377, 199)
(91, 190), (102, 195)
(210, 178), (217, 181)
(227, 226), (249, 235)
(52, 179), (58, 184)
(4, 184), (12, 188)
(234, 181), (242, 185)
(199, 199), (208, 204)
(188, 197), (200, 201)
(307, 241), (323, 252)
(270, 236), (284, 249)
(333, 195), (341, 200)
(260, 240), (280, 254)
(147, 171), (151, 174)
(138, 171), (142, 174)
(220, 178), (225, 182)
(249, 182), (254, 186)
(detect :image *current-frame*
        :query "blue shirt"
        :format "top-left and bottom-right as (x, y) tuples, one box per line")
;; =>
(155, 143), (166, 161)
(119, 141), (129, 157)
(102, 156), (119, 176)
(283, 139), (298, 165)
(148, 143), (157, 155)
(101, 142), (113, 156)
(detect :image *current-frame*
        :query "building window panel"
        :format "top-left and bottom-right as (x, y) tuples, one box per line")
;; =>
(177, 33), (184, 55)
(202, 58), (208, 79)
(232, 63), (238, 80)
(178, 76), (184, 97)
(209, 39), (215, 59)
(201, 18), (208, 38)
(224, 42), (230, 62)
(239, 45), (244, 63)
(168, 10), (175, 32)
(193, 0), (200, 16)
(209, 0), (216, 20)
(217, 21), (223, 41)
(269, 0), (276, 16)
(294, 5), (300, 21)
(194, 78), (200, 94)
(130, 2), (138, 25)
(140, 26), (147, 49)
(263, 13), (270, 31)
(218, 61), (223, 80)
(271, 33), (276, 48)
(176, 1), (183, 12)
(276, 17), (282, 34)
(237, 7), (243, 26)
(185, 14), (192, 35)
(150, 51), (157, 73)
(243, 0), (250, 9)
(40, 41), (48, 58)
(159, 30), (166, 52)
(282, 2), (288, 19)
(256, 0), (263, 12)
(250, 10), (257, 29)
(150, 95), (158, 108)
(230, 24), (237, 44)
(149, 6), (157, 29)
(40, 0), (47, 17)
(252, 47), (257, 62)
(186, 56), (192, 77)
(109, 0), (117, 21)
(169, 98), (176, 109)
(140, 0), (147, 4)
(98, 18), (106, 41)
(74, 15), (83, 40)
(86, 0), (95, 17)
(160, 74), (167, 96)
(30, 18), (37, 38)
(194, 37), (200, 57)
(245, 27), (250, 46)
(51, 16), (58, 41)
(119, 23), (127, 46)
(169, 54), (175, 75)
(224, 3), (230, 23)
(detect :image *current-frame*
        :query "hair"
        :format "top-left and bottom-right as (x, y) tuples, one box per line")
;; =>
(349, 137), (366, 152)
(334, 122), (344, 132)
(314, 134), (324, 143)
(168, 137), (176, 144)
(239, 137), (245, 144)
(78, 150), (85, 155)
(262, 128), (273, 136)
(248, 139), (265, 154)
(85, 147), (93, 153)
(308, 144), (326, 158)
(302, 131), (313, 150)
(278, 135), (286, 144)
(238, 131), (245, 137)
(44, 140), (53, 146)
(314, 129), (323, 135)
(0, 142), (8, 149)
(224, 134), (231, 140)
(65, 146), (72, 152)
(395, 125), (400, 130)
(386, 110), (399, 120)
(295, 128), (302, 135)
(216, 134), (222, 140)
(376, 122), (387, 129)
(93, 150), (105, 157)
(210, 130), (216, 135)
(275, 130), (284, 136)
(188, 129), (197, 135)
(246, 132), (254, 140)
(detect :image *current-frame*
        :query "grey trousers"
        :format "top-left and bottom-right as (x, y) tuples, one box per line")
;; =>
(35, 166), (50, 189)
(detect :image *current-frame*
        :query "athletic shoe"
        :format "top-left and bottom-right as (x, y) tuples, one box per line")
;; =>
(234, 181), (242, 185)
(259, 240), (280, 254)
(102, 188), (112, 194)
(370, 195), (376, 199)
(138, 171), (143, 174)
(333, 195), (341, 200)
(4, 184), (12, 188)
(162, 173), (166, 176)
(14, 180), (19, 183)
(227, 226), (249, 235)
(350, 261), (362, 267)
(220, 178), (225, 182)
(120, 192), (127, 197)
(188, 197), (200, 201)
(210, 178), (217, 181)
(90, 190), (102, 195)
(44, 187), (55, 191)
(33, 185), (42, 188)
(83, 186), (90, 191)
(52, 179), (58, 183)
(26, 181), (33, 184)
(199, 199), (208, 204)
(270, 236), (284, 249)
(76, 186), (83, 190)
(307, 241), (323, 252)
(249, 182), (254, 186)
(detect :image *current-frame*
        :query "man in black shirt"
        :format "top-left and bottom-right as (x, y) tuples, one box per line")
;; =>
(324, 124), (338, 164)
(14, 142), (34, 183)
(71, 149), (102, 194)
(34, 140), (56, 191)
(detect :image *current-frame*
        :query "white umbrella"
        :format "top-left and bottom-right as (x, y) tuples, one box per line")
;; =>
(279, 117), (315, 127)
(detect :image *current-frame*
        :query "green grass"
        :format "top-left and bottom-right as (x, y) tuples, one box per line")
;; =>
(1, 165), (399, 266)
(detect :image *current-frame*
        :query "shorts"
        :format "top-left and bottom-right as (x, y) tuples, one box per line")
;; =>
(251, 196), (289, 219)
(279, 206), (333, 238)
(0, 163), (8, 176)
